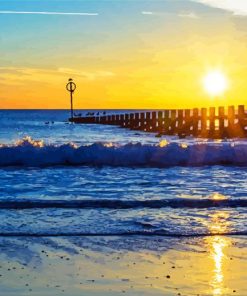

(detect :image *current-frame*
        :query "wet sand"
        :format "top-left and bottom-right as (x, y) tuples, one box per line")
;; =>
(0, 236), (246, 296)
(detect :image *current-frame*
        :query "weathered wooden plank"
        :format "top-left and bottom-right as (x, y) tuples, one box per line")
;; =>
(157, 111), (164, 132)
(192, 108), (199, 136)
(177, 109), (184, 136)
(227, 106), (235, 137)
(209, 107), (215, 137)
(132, 113), (140, 130)
(163, 110), (170, 133)
(112, 114), (116, 125)
(128, 113), (135, 129)
(169, 110), (176, 134)
(200, 108), (207, 137)
(120, 114), (125, 127)
(236, 105), (246, 137)
(124, 114), (129, 128)
(116, 114), (120, 125)
(217, 106), (225, 138)
(101, 115), (106, 124)
(145, 112), (151, 131)
(182, 109), (191, 136)
(140, 112), (145, 130)
(151, 111), (157, 132)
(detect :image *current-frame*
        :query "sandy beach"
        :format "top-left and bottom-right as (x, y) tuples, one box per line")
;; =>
(0, 235), (246, 296)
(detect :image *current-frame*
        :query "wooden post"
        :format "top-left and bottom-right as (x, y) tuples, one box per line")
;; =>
(177, 109), (184, 136)
(110, 115), (114, 125)
(192, 108), (199, 136)
(145, 112), (151, 131)
(227, 106), (235, 137)
(239, 105), (247, 137)
(140, 113), (145, 130)
(103, 116), (107, 124)
(133, 113), (140, 130)
(124, 114), (129, 128)
(164, 110), (170, 134)
(120, 114), (125, 127)
(209, 107), (215, 137)
(183, 109), (191, 136)
(105, 115), (109, 124)
(218, 106), (225, 138)
(116, 114), (120, 125)
(112, 114), (116, 125)
(151, 111), (157, 132)
(169, 110), (176, 134)
(157, 111), (164, 132)
(129, 113), (134, 129)
(200, 108), (207, 137)
(237, 105), (245, 137)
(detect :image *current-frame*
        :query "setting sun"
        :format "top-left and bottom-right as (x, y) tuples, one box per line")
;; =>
(203, 70), (228, 97)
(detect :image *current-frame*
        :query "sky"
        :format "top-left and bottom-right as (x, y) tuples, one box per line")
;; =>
(1, 0), (247, 109)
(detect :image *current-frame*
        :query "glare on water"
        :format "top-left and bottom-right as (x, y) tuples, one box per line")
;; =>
(206, 211), (231, 295)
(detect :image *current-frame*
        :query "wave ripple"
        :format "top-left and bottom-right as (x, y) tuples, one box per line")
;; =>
(1, 198), (247, 209)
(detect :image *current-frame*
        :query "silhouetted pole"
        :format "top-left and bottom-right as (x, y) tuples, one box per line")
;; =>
(66, 78), (76, 118)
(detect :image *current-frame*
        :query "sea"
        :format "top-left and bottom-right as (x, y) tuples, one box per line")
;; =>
(0, 109), (246, 238)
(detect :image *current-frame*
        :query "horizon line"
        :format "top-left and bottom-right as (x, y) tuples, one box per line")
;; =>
(0, 105), (245, 111)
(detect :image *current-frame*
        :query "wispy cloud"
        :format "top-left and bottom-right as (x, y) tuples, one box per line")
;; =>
(178, 12), (199, 19)
(0, 67), (115, 86)
(0, 11), (98, 16)
(58, 68), (115, 80)
(141, 11), (154, 15)
(142, 11), (199, 19)
(193, 0), (247, 16)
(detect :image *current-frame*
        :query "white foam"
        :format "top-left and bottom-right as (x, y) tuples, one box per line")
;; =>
(0, 136), (247, 167)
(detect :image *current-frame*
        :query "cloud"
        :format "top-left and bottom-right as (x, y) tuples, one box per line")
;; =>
(178, 12), (199, 19)
(141, 11), (199, 19)
(193, 0), (247, 16)
(0, 11), (98, 16)
(58, 68), (115, 80)
(141, 11), (154, 15)
(141, 11), (165, 16)
(0, 67), (115, 86)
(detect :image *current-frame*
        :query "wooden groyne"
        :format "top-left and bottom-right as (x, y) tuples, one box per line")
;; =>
(69, 105), (247, 138)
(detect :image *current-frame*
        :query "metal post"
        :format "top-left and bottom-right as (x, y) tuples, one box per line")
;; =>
(66, 78), (76, 119)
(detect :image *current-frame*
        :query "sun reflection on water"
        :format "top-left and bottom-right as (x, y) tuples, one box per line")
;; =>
(210, 236), (229, 295)
(210, 192), (227, 201)
(209, 211), (230, 234)
(206, 211), (231, 295)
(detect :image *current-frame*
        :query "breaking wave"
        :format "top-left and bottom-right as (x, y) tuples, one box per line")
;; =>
(1, 136), (247, 167)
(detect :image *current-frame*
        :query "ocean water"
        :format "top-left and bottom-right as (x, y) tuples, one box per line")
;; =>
(0, 110), (246, 237)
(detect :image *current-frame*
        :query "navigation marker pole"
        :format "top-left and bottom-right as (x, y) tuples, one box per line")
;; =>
(66, 78), (77, 119)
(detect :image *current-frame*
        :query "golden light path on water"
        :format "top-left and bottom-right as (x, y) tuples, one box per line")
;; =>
(210, 236), (229, 296)
(206, 194), (231, 296)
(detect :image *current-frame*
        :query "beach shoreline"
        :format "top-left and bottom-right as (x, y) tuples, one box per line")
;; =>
(0, 235), (246, 296)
